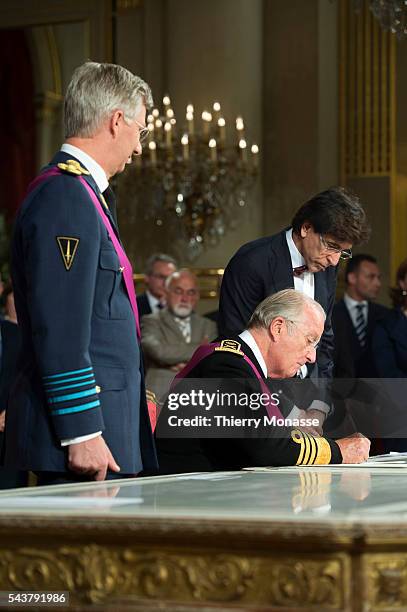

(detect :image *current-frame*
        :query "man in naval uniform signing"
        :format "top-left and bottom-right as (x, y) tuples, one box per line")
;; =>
(2, 62), (157, 485)
(155, 290), (370, 473)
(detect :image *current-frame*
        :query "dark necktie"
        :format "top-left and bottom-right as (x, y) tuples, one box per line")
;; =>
(293, 265), (308, 277)
(355, 303), (367, 348)
(102, 186), (118, 227)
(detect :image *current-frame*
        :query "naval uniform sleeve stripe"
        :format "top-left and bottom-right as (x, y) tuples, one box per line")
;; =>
(301, 433), (311, 465)
(48, 388), (98, 404)
(50, 400), (101, 416)
(43, 366), (93, 381)
(307, 434), (317, 465)
(45, 379), (96, 393)
(44, 373), (95, 387)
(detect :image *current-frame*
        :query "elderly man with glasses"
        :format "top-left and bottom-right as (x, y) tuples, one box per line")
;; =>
(218, 187), (370, 429)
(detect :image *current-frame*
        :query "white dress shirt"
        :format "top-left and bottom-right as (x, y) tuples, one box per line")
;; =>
(285, 229), (329, 416)
(146, 290), (163, 315)
(59, 144), (108, 448)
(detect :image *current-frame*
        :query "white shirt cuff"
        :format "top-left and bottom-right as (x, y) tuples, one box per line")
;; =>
(307, 400), (330, 416)
(60, 431), (102, 447)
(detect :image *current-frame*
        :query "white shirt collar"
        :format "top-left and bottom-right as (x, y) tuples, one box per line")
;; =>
(344, 293), (368, 310)
(286, 228), (306, 269)
(238, 330), (267, 377)
(146, 290), (161, 312)
(60, 144), (109, 193)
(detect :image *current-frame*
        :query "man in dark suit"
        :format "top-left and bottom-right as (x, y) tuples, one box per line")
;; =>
(218, 187), (370, 426)
(2, 61), (157, 485)
(332, 254), (389, 378)
(137, 253), (177, 318)
(155, 289), (370, 473)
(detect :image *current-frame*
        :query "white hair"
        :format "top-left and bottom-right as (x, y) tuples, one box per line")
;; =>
(248, 289), (326, 330)
(165, 269), (198, 290)
(64, 61), (153, 138)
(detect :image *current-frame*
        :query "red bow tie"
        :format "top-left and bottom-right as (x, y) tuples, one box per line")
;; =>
(292, 265), (308, 277)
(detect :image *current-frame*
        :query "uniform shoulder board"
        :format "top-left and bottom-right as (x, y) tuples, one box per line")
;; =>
(214, 339), (244, 356)
(57, 159), (90, 176)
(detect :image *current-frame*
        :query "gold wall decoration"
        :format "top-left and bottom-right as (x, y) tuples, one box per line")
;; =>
(339, 0), (396, 179)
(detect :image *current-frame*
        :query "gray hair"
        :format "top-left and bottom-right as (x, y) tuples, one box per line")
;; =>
(145, 253), (177, 276)
(248, 289), (326, 330)
(64, 61), (154, 138)
(165, 269), (198, 290)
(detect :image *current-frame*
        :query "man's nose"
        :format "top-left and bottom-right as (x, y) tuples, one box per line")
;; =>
(135, 142), (143, 156)
(305, 346), (317, 363)
(326, 252), (341, 266)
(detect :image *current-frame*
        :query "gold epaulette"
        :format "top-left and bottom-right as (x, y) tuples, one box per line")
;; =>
(146, 389), (157, 403)
(291, 429), (332, 465)
(214, 339), (244, 356)
(57, 159), (90, 176)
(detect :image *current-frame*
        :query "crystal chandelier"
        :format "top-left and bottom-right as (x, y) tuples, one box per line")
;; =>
(354, 0), (407, 38)
(129, 97), (259, 261)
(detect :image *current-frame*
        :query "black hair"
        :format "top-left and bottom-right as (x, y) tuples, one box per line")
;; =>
(291, 186), (371, 246)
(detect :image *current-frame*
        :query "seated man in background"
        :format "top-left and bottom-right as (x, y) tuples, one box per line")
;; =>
(155, 289), (370, 474)
(137, 253), (177, 318)
(141, 269), (217, 404)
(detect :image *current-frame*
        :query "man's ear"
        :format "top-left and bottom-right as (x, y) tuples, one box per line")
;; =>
(269, 316), (285, 341)
(300, 222), (312, 238)
(109, 110), (124, 137)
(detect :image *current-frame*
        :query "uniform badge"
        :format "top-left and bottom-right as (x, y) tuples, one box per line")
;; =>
(57, 159), (90, 176)
(214, 339), (244, 356)
(56, 237), (79, 271)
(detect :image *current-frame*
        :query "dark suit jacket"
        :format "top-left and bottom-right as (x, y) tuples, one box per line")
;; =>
(332, 299), (389, 378)
(372, 309), (407, 378)
(154, 335), (342, 475)
(137, 292), (153, 318)
(218, 229), (337, 379)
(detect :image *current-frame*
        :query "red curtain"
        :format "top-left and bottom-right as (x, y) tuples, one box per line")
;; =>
(0, 30), (36, 222)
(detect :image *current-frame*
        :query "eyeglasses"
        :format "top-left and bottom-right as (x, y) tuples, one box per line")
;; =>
(320, 235), (352, 260)
(133, 118), (149, 144)
(285, 319), (320, 351)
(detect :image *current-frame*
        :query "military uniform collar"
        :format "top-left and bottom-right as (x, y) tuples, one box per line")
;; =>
(60, 144), (109, 193)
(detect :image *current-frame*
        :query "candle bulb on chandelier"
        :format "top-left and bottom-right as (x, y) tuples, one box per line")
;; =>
(209, 138), (217, 163)
(217, 117), (226, 145)
(164, 121), (172, 148)
(163, 95), (171, 108)
(152, 108), (160, 118)
(181, 133), (189, 161)
(147, 122), (155, 141)
(147, 114), (154, 124)
(155, 118), (163, 142)
(202, 111), (212, 137)
(148, 140), (157, 166)
(239, 138), (248, 163)
(251, 144), (259, 168)
(166, 108), (175, 119)
(236, 117), (245, 139)
(186, 109), (194, 136)
(213, 101), (221, 121)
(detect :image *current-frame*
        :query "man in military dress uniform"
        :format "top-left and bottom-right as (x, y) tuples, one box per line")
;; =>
(155, 290), (370, 473)
(2, 62), (157, 484)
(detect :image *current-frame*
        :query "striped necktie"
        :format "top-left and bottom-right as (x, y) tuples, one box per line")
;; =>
(355, 303), (367, 348)
(175, 317), (191, 343)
